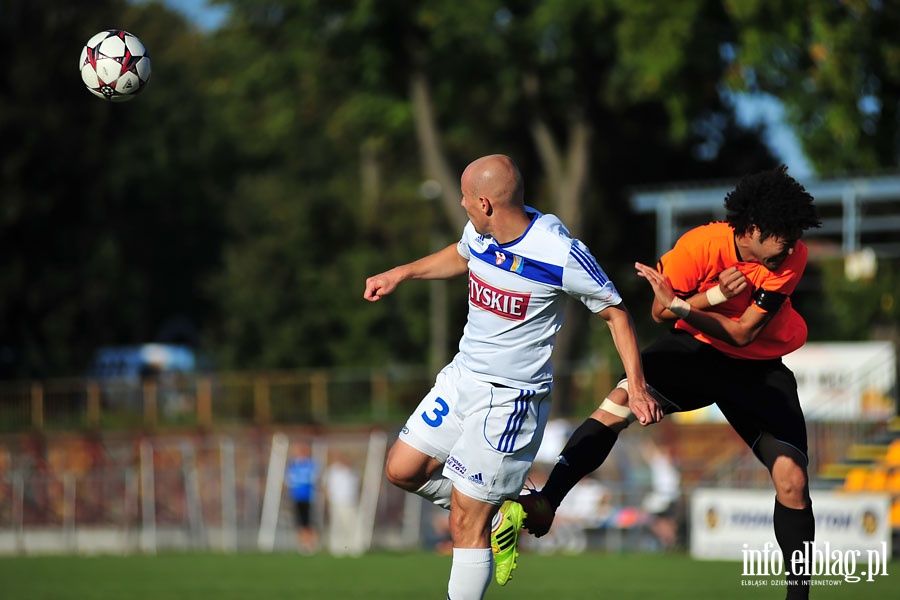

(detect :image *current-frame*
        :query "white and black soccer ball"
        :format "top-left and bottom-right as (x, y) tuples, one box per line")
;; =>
(79, 30), (152, 102)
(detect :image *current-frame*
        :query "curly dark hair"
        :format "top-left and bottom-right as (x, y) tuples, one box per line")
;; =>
(724, 165), (821, 243)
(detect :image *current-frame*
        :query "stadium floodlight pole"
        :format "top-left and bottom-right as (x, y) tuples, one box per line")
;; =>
(421, 179), (449, 376)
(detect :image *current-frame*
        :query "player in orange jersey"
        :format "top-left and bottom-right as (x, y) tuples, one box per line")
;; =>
(517, 165), (821, 599)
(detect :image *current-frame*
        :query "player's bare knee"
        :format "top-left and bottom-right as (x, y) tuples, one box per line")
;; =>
(771, 457), (809, 506)
(775, 483), (808, 509)
(384, 455), (423, 491)
(383, 460), (413, 490)
(593, 388), (635, 432)
(594, 409), (630, 432)
(385, 442), (442, 492)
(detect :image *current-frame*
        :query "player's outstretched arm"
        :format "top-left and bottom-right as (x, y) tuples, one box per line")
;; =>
(363, 243), (468, 302)
(597, 304), (663, 425)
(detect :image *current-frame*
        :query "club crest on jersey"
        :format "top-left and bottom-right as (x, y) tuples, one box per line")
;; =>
(495, 251), (506, 265)
(469, 272), (530, 320)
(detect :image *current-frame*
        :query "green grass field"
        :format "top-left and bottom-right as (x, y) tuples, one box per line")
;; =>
(0, 551), (895, 599)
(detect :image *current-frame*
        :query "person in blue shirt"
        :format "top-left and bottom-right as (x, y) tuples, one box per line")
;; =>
(285, 441), (319, 553)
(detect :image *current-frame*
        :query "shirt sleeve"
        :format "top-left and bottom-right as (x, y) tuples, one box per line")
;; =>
(457, 222), (474, 259)
(658, 232), (709, 298)
(563, 239), (622, 313)
(758, 242), (807, 297)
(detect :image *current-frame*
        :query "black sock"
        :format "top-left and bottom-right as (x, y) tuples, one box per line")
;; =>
(541, 418), (618, 509)
(774, 499), (815, 599)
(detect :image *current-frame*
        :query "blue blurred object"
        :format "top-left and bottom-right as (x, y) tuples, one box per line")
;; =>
(88, 344), (196, 379)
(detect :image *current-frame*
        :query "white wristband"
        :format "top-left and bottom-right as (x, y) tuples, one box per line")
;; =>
(706, 285), (728, 306)
(669, 297), (691, 318)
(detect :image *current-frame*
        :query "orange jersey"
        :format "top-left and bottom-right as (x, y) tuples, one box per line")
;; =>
(658, 221), (808, 360)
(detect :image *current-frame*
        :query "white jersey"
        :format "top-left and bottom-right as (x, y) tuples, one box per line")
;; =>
(455, 206), (622, 387)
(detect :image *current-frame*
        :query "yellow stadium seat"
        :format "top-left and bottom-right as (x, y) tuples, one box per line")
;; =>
(891, 500), (900, 529)
(843, 467), (870, 491)
(884, 439), (900, 466)
(867, 468), (889, 491)
(887, 470), (900, 493)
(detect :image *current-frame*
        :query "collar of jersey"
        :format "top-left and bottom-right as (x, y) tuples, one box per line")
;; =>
(486, 206), (541, 248)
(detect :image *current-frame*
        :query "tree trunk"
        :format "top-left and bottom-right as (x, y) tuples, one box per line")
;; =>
(524, 73), (595, 414)
(409, 70), (466, 233)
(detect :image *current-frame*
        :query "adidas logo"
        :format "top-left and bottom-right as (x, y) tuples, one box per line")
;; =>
(468, 472), (485, 485)
(494, 524), (516, 550)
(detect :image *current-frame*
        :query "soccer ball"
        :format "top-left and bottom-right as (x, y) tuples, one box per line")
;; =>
(79, 30), (151, 102)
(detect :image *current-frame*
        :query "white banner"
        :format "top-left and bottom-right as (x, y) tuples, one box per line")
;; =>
(690, 488), (892, 561)
(784, 341), (896, 421)
(673, 341), (897, 423)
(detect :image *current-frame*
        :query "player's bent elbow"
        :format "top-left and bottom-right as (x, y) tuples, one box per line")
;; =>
(650, 309), (667, 323)
(729, 329), (759, 347)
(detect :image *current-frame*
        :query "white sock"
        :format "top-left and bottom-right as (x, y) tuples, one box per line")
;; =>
(447, 547), (493, 600)
(415, 473), (453, 510)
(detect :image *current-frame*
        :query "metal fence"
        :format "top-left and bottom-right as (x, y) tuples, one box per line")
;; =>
(0, 428), (675, 556)
(0, 431), (393, 555)
(0, 364), (616, 433)
(0, 358), (896, 556)
(0, 368), (427, 432)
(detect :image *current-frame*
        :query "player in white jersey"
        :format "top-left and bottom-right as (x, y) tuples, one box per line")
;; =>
(363, 154), (661, 600)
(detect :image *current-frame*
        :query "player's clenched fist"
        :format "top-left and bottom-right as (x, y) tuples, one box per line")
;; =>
(716, 266), (748, 299)
(363, 268), (405, 302)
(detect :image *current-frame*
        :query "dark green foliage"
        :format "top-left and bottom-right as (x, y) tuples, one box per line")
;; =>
(0, 1), (229, 377)
(4, 0), (895, 381)
(726, 1), (900, 174)
(814, 257), (900, 341)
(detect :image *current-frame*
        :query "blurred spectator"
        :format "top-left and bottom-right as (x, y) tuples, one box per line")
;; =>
(285, 441), (319, 554)
(640, 439), (681, 550)
(324, 452), (361, 556)
(526, 475), (612, 555)
(556, 476), (612, 527)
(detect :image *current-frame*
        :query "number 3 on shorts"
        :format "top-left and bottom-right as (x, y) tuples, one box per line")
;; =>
(421, 397), (450, 428)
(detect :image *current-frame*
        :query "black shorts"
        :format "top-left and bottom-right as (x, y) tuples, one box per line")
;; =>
(633, 329), (808, 463)
(294, 501), (312, 527)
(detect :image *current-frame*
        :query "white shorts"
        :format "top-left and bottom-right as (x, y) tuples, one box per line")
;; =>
(400, 360), (551, 504)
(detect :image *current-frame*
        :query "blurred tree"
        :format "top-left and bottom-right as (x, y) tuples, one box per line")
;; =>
(0, 0), (227, 377)
(724, 0), (900, 174)
(202, 0), (430, 369)
(206, 0), (776, 399)
(812, 258), (900, 341)
(3, 0), (797, 385)
(725, 1), (900, 341)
